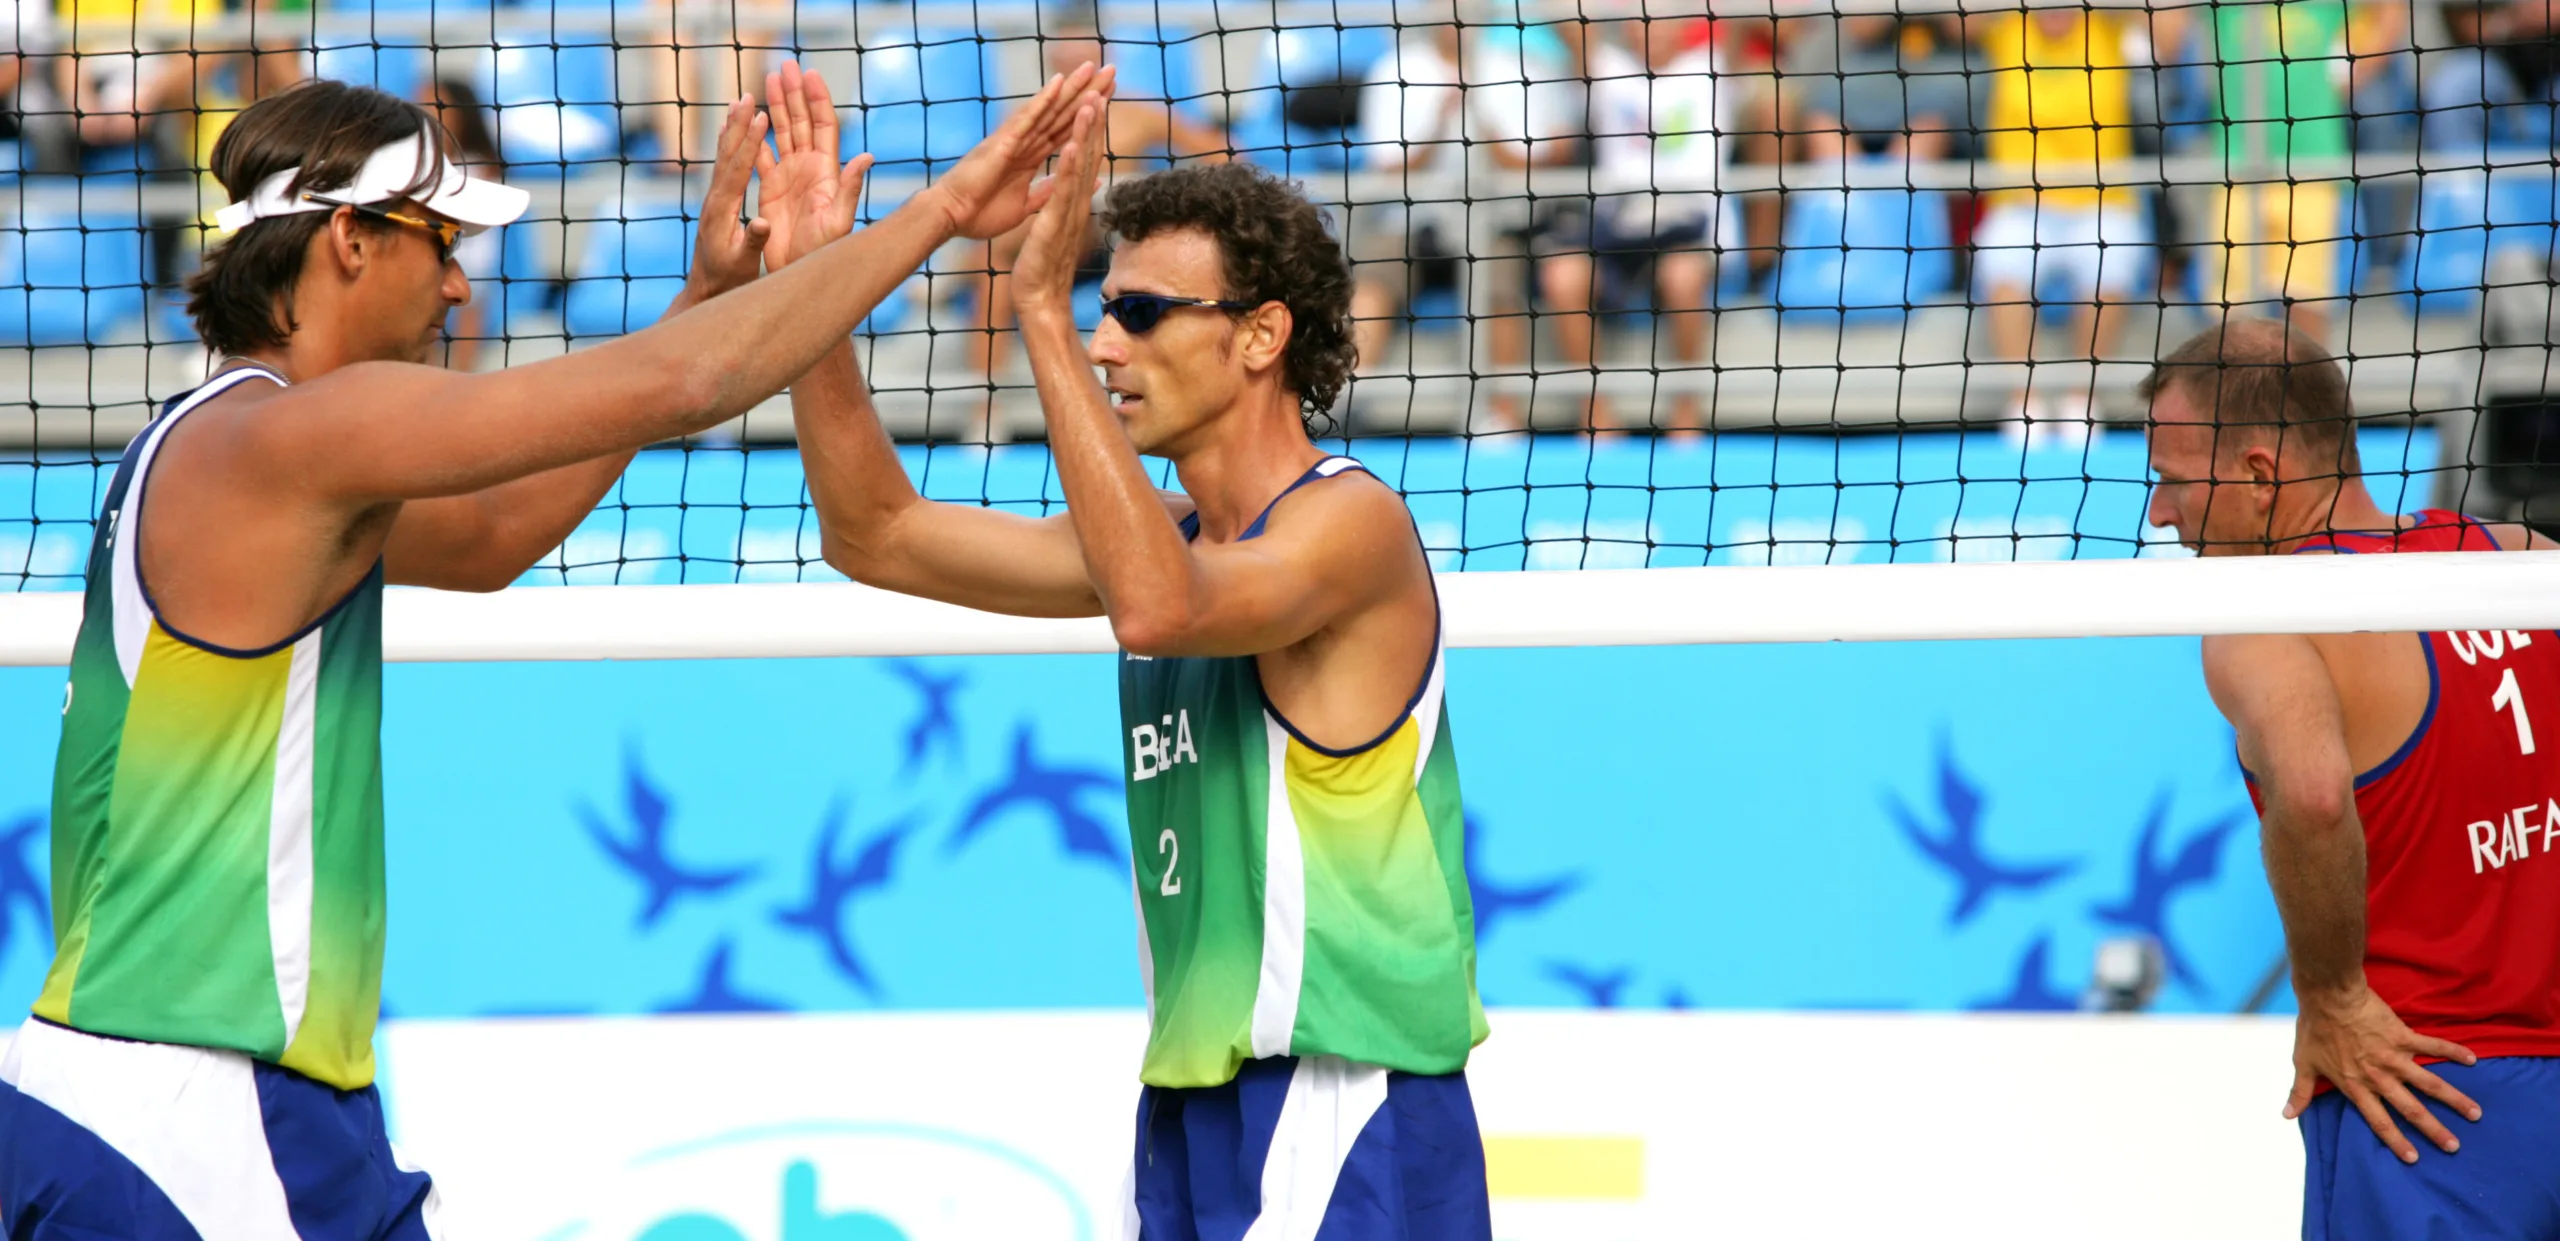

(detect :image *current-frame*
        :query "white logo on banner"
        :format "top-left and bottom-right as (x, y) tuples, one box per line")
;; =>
(562, 1125), (1091, 1241)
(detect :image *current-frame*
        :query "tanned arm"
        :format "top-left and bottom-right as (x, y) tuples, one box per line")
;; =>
(382, 103), (777, 591)
(230, 65), (1107, 521)
(2204, 632), (2482, 1164)
(756, 62), (1110, 618)
(1008, 102), (1414, 657)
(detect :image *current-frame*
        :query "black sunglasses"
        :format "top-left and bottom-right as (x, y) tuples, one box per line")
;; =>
(303, 193), (462, 262)
(1099, 293), (1257, 334)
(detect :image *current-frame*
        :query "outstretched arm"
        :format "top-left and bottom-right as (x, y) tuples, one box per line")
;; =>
(1009, 104), (1411, 656)
(384, 102), (778, 590)
(756, 61), (1111, 617)
(231, 65), (1108, 520)
(2204, 633), (2481, 1163)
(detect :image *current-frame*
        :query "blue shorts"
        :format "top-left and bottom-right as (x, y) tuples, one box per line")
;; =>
(0, 1018), (438, 1240)
(2302, 1055), (2560, 1240)
(1128, 1054), (1490, 1241)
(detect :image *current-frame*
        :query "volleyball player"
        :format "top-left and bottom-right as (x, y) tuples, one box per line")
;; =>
(2143, 319), (2560, 1238)
(0, 68), (1102, 1236)
(761, 64), (1491, 1239)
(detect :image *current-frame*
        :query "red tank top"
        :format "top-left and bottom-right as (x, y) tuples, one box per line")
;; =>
(2247, 511), (2560, 1059)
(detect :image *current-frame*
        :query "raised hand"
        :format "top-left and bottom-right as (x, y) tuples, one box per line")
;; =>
(2285, 982), (2482, 1163)
(755, 61), (873, 272)
(927, 62), (1114, 241)
(1010, 97), (1106, 320)
(686, 97), (774, 300)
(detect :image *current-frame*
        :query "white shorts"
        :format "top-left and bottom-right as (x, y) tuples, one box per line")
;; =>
(0, 1018), (442, 1239)
(1972, 198), (2154, 300)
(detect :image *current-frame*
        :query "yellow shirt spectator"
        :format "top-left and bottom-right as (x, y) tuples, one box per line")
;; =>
(1980, 9), (2137, 212)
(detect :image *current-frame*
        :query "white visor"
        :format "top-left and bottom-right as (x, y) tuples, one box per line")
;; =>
(212, 130), (530, 236)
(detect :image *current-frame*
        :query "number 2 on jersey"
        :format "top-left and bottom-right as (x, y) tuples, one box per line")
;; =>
(1157, 829), (1182, 896)
(2493, 667), (2538, 755)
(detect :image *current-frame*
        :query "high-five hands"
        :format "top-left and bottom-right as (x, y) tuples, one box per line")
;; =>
(1009, 88), (1110, 321)
(682, 59), (1104, 289)
(756, 61), (872, 272)
(927, 62), (1115, 241)
(686, 98), (775, 299)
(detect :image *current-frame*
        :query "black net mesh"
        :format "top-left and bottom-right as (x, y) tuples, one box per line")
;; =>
(3, 0), (2556, 589)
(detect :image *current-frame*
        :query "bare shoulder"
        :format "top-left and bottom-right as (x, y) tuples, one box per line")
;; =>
(1264, 465), (1417, 546)
(2486, 522), (2558, 551)
(2201, 631), (2334, 700)
(1257, 466), (1427, 591)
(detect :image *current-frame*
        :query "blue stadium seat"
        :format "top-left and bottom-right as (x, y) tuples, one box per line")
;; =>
(1773, 187), (1956, 323)
(312, 40), (431, 100)
(487, 33), (619, 169)
(497, 220), (558, 329)
(1223, 24), (1393, 173)
(846, 32), (995, 187)
(2378, 163), (2554, 315)
(0, 193), (149, 346)
(561, 193), (691, 337)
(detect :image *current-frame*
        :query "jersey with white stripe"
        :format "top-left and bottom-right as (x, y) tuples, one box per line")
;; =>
(1119, 455), (1486, 1089)
(40, 364), (388, 1090)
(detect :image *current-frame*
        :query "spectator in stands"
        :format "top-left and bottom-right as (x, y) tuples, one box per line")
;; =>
(2345, 1), (2421, 282)
(2208, 0), (2354, 344)
(0, 0), (68, 172)
(1712, 15), (1782, 292)
(51, 11), (191, 168)
(1347, 20), (1466, 371)
(1464, 18), (1588, 429)
(1532, 16), (1721, 433)
(427, 76), (505, 372)
(1972, 5), (2151, 430)
(2420, 0), (2547, 152)
(2486, 0), (2556, 127)
(1784, 12), (1972, 162)
(963, 16), (1233, 390)
(2130, 3), (2220, 300)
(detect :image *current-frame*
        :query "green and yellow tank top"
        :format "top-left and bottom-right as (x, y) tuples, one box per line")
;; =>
(42, 363), (388, 1090)
(1120, 456), (1486, 1089)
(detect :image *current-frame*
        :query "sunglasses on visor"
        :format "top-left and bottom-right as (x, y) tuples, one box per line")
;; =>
(303, 193), (463, 261)
(1099, 293), (1258, 334)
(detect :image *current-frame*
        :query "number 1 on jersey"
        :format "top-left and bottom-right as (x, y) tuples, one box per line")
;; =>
(2493, 667), (2538, 755)
(1157, 829), (1182, 896)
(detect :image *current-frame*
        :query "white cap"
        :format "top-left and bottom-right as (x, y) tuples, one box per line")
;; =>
(212, 130), (530, 235)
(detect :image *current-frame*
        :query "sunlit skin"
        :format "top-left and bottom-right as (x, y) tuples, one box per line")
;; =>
(2142, 382), (2399, 556)
(255, 200), (474, 377)
(1090, 229), (1302, 467)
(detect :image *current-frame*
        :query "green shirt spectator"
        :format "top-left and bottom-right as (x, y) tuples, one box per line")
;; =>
(2214, 0), (2352, 161)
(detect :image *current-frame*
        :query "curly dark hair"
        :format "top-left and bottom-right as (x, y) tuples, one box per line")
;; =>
(1101, 164), (1356, 426)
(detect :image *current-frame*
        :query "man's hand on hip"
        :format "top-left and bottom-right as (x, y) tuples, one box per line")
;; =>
(2287, 981), (2482, 1163)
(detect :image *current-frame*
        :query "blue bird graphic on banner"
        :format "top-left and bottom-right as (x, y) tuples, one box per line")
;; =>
(950, 723), (1124, 868)
(2091, 790), (2245, 990)
(773, 797), (915, 998)
(1463, 812), (1579, 943)
(1886, 736), (2078, 925)
(885, 660), (967, 780)
(578, 747), (759, 929)
(658, 941), (792, 1014)
(0, 815), (50, 964)
(1971, 935), (2081, 1011)
(1544, 962), (1633, 1008)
